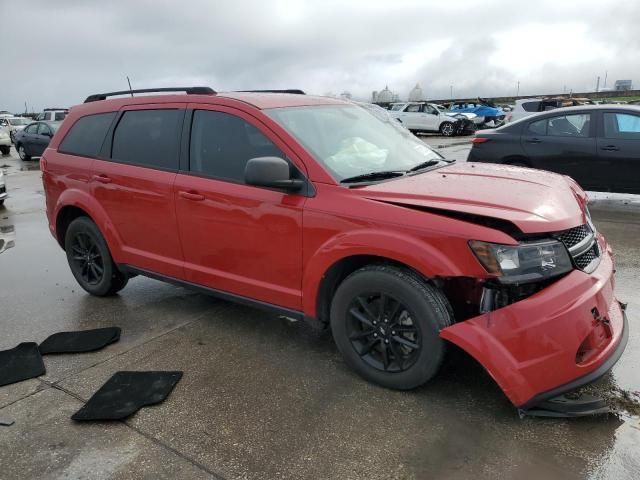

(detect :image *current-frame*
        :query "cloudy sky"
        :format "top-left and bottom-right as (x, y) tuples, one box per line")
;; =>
(1, 0), (638, 112)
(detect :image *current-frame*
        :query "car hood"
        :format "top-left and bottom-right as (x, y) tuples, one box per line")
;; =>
(359, 162), (588, 234)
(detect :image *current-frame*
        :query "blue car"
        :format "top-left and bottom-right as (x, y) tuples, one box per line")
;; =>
(449, 99), (505, 127)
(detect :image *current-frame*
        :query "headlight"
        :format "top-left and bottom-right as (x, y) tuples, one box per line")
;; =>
(469, 239), (572, 284)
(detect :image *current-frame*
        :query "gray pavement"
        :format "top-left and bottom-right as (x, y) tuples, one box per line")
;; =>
(1, 145), (639, 480)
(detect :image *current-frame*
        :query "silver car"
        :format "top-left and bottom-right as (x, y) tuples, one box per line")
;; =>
(0, 169), (7, 206)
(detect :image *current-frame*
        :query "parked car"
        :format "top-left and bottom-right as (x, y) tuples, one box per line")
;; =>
(0, 169), (7, 206)
(35, 108), (68, 122)
(468, 105), (640, 194)
(507, 97), (595, 123)
(448, 100), (505, 127)
(0, 116), (31, 143)
(14, 121), (61, 161)
(0, 126), (11, 155)
(389, 102), (476, 136)
(42, 87), (627, 414)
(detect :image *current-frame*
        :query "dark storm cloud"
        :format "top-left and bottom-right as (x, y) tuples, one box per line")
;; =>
(1, 0), (638, 111)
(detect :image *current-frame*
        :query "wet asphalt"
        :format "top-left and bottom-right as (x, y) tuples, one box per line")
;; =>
(0, 142), (639, 480)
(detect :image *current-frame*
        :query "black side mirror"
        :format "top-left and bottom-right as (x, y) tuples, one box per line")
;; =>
(245, 157), (304, 192)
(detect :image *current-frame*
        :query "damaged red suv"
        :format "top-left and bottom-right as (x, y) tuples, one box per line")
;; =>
(41, 87), (628, 414)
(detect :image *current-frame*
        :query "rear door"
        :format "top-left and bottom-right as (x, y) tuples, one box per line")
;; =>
(596, 110), (640, 193)
(521, 112), (598, 189)
(21, 123), (39, 155)
(91, 104), (186, 278)
(34, 123), (52, 156)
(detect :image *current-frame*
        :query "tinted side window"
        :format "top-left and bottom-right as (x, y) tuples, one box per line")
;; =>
(24, 124), (38, 134)
(522, 101), (541, 112)
(603, 113), (640, 139)
(406, 104), (421, 113)
(548, 114), (590, 137)
(54, 112), (67, 121)
(527, 118), (547, 136)
(111, 109), (182, 170)
(59, 112), (116, 157)
(190, 110), (285, 182)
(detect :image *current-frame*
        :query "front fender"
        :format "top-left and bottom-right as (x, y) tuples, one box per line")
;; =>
(54, 188), (124, 260)
(301, 228), (468, 317)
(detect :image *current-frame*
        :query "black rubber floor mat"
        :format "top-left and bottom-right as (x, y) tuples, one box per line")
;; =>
(39, 327), (121, 355)
(72, 371), (183, 421)
(0, 343), (46, 387)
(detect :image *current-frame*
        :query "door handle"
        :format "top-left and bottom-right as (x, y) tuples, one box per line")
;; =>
(91, 174), (112, 184)
(601, 145), (620, 151)
(179, 190), (205, 201)
(527, 138), (542, 144)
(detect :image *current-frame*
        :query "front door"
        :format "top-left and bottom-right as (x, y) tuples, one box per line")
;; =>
(521, 112), (598, 189)
(174, 106), (306, 310)
(91, 104), (186, 278)
(33, 123), (52, 156)
(597, 110), (640, 194)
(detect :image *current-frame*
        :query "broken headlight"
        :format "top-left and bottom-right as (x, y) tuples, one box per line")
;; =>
(469, 239), (572, 284)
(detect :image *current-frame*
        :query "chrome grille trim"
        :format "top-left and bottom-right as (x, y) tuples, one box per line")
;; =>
(555, 223), (601, 272)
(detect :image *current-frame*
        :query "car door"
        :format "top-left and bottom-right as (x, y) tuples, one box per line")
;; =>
(422, 104), (441, 131)
(399, 104), (423, 130)
(91, 104), (186, 278)
(174, 105), (306, 310)
(34, 123), (53, 156)
(20, 123), (39, 155)
(596, 110), (640, 194)
(521, 112), (598, 189)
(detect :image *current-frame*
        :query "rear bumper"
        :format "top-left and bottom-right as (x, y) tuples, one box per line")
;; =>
(440, 235), (628, 407)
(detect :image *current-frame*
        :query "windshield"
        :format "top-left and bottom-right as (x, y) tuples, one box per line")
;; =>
(266, 105), (444, 182)
(8, 118), (29, 126)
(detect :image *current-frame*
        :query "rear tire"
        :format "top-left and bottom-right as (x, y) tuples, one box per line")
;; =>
(64, 217), (128, 296)
(439, 122), (454, 136)
(17, 144), (31, 161)
(330, 265), (453, 390)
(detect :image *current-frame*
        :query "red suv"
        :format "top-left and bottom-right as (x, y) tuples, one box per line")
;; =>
(41, 87), (628, 413)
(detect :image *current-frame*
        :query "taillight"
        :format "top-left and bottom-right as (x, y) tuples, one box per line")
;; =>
(471, 137), (490, 144)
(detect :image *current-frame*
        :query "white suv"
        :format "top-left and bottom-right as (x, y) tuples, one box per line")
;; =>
(35, 108), (68, 122)
(388, 102), (476, 136)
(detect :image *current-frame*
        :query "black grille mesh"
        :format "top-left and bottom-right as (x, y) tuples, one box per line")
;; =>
(557, 225), (590, 249)
(574, 244), (599, 270)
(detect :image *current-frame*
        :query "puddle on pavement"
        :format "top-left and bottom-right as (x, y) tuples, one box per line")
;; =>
(583, 383), (640, 417)
(0, 224), (16, 255)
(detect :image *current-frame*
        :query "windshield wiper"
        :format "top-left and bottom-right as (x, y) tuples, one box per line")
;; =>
(407, 159), (447, 173)
(340, 170), (406, 184)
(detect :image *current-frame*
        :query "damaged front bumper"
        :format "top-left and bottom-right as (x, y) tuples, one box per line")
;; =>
(440, 235), (628, 410)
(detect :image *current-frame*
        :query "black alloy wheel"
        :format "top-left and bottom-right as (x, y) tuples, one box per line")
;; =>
(347, 293), (421, 373)
(65, 217), (128, 296)
(69, 232), (105, 286)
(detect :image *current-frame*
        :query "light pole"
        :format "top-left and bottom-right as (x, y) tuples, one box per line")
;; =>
(450, 85), (453, 99)
(516, 81), (520, 97)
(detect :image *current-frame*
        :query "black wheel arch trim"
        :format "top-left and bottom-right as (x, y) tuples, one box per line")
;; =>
(519, 304), (629, 409)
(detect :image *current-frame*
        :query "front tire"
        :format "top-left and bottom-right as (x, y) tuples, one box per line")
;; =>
(330, 265), (453, 390)
(65, 217), (128, 296)
(17, 144), (31, 161)
(0, 146), (9, 155)
(439, 122), (454, 137)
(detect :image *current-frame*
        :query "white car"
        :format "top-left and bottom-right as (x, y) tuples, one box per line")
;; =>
(0, 116), (30, 143)
(506, 97), (595, 123)
(388, 102), (476, 136)
(0, 169), (7, 206)
(35, 108), (68, 122)
(0, 127), (11, 155)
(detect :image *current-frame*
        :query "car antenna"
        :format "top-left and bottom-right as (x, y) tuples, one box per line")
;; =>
(126, 76), (134, 97)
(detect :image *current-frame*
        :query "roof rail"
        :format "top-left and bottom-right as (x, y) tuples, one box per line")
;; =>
(236, 89), (306, 95)
(84, 86), (216, 103)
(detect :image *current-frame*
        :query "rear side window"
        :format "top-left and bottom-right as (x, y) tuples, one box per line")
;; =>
(59, 112), (116, 157)
(54, 112), (67, 121)
(24, 124), (38, 134)
(37, 123), (51, 136)
(111, 109), (182, 170)
(522, 101), (541, 112)
(603, 113), (640, 139)
(190, 110), (285, 182)
(548, 114), (590, 137)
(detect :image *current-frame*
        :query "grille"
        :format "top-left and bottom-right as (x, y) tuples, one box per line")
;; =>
(574, 244), (599, 270)
(556, 224), (590, 249)
(556, 223), (601, 272)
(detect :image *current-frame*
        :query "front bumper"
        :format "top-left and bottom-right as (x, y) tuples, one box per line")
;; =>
(440, 235), (627, 407)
